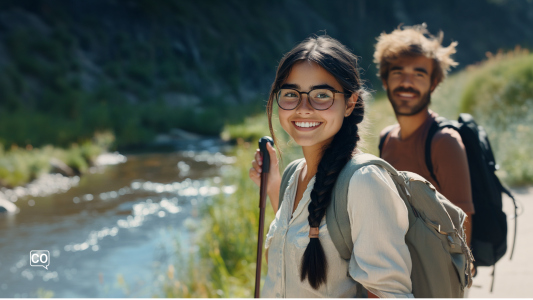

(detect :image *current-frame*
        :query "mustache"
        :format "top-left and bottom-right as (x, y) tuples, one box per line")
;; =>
(393, 87), (420, 96)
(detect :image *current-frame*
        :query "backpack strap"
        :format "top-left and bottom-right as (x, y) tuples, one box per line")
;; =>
(327, 153), (399, 260)
(424, 117), (460, 188)
(499, 180), (519, 260)
(378, 126), (395, 158)
(277, 158), (305, 212)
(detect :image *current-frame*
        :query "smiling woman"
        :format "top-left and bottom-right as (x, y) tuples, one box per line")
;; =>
(248, 35), (414, 298)
(276, 61), (355, 149)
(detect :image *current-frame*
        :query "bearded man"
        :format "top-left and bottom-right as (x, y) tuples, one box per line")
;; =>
(375, 24), (474, 244)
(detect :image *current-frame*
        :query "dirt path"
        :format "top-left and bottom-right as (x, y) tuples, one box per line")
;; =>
(467, 186), (533, 298)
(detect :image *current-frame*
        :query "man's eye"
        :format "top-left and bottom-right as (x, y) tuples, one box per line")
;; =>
(416, 73), (425, 77)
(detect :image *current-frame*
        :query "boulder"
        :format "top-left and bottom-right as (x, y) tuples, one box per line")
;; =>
(0, 197), (18, 214)
(49, 158), (75, 177)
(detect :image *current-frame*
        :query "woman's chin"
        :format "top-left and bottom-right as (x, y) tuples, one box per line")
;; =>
(291, 136), (328, 148)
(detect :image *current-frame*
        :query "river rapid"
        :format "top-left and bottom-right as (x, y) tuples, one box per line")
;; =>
(0, 149), (237, 297)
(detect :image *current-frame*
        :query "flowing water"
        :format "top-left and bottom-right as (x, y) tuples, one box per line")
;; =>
(0, 148), (236, 297)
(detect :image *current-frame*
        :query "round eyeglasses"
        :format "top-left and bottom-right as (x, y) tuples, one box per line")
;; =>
(275, 88), (350, 110)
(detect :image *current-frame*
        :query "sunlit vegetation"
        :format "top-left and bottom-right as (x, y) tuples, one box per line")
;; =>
(459, 48), (533, 185)
(1, 0), (532, 150)
(0, 132), (113, 187)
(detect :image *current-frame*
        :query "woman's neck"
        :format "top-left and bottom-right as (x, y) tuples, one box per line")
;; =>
(301, 137), (333, 181)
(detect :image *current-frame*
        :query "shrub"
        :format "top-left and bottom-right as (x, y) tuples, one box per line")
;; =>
(459, 48), (533, 185)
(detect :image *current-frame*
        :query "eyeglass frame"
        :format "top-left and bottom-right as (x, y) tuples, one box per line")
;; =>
(275, 87), (352, 111)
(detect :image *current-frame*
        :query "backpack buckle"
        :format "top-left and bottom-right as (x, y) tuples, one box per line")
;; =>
(447, 235), (455, 248)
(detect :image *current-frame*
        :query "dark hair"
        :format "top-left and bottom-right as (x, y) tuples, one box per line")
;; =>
(266, 35), (366, 289)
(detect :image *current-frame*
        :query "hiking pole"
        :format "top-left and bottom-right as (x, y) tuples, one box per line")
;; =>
(255, 136), (274, 298)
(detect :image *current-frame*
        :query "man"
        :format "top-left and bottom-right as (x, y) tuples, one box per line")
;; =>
(374, 24), (474, 244)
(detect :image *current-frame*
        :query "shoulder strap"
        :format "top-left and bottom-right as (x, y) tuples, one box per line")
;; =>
(378, 127), (394, 158)
(277, 159), (305, 212)
(327, 153), (399, 260)
(424, 117), (460, 187)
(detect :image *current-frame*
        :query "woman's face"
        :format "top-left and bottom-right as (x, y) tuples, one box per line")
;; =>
(278, 61), (356, 149)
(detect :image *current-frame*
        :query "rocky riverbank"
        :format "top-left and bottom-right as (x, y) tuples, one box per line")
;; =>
(0, 152), (126, 214)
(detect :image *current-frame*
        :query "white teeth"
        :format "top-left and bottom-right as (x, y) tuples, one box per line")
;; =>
(295, 122), (321, 128)
(399, 93), (414, 97)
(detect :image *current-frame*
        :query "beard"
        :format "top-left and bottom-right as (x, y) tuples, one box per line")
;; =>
(387, 86), (431, 116)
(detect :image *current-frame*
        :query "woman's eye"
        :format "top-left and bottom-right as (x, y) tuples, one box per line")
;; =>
(315, 93), (330, 99)
(284, 92), (297, 97)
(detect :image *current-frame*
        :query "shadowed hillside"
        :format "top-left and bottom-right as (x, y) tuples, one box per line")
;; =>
(1, 0), (532, 148)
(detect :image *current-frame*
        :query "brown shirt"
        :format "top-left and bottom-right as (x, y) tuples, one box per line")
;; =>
(380, 112), (475, 214)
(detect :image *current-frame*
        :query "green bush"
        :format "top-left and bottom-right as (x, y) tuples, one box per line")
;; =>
(0, 133), (112, 188)
(459, 49), (533, 185)
(221, 114), (270, 143)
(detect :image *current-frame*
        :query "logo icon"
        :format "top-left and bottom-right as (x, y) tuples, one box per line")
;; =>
(30, 250), (50, 270)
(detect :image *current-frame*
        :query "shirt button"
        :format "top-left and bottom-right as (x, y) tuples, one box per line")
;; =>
(276, 293), (281, 298)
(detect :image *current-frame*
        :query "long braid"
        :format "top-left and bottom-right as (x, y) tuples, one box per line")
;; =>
(300, 98), (365, 289)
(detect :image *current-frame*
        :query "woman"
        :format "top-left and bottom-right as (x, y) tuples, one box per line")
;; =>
(249, 36), (413, 298)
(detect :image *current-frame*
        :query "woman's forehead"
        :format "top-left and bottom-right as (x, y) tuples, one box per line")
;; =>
(284, 61), (342, 91)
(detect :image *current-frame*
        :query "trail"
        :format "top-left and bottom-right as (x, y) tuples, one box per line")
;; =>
(468, 186), (533, 298)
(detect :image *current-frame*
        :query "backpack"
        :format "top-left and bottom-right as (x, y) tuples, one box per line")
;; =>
(379, 113), (518, 291)
(278, 153), (474, 298)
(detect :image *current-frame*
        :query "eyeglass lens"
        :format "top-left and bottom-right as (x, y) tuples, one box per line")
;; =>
(276, 89), (334, 110)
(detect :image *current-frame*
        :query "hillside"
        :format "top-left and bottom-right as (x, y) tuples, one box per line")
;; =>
(0, 0), (532, 148)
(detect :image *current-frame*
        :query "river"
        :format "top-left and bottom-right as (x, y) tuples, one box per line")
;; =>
(0, 149), (236, 297)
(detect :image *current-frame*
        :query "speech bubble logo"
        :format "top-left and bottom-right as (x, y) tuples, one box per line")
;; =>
(30, 250), (50, 270)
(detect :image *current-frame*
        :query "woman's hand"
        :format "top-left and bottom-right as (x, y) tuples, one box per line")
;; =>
(249, 142), (282, 212)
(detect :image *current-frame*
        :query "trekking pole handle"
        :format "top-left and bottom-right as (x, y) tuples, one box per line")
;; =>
(259, 136), (274, 173)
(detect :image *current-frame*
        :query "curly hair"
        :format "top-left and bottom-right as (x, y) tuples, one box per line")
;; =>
(374, 23), (458, 85)
(266, 35), (367, 289)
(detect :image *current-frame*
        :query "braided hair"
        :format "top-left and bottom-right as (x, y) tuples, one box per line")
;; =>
(266, 35), (367, 289)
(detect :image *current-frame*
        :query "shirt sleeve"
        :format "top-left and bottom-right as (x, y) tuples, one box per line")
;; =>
(431, 128), (475, 214)
(347, 165), (414, 298)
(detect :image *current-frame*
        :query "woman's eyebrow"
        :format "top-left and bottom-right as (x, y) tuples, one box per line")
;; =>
(280, 83), (300, 89)
(280, 83), (337, 91)
(310, 84), (336, 90)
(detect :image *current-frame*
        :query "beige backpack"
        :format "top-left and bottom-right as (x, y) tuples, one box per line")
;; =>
(278, 153), (474, 298)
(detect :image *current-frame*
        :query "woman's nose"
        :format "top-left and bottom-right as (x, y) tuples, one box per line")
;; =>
(296, 95), (314, 114)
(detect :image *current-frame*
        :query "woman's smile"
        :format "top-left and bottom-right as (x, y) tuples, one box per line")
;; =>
(292, 120), (323, 131)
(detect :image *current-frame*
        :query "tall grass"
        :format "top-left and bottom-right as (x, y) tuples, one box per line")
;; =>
(0, 131), (113, 187)
(159, 143), (303, 298)
(459, 48), (533, 185)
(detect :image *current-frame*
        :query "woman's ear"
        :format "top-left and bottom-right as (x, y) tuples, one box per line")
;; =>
(344, 93), (358, 117)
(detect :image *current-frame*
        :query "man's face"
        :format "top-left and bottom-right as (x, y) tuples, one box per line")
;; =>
(382, 56), (436, 116)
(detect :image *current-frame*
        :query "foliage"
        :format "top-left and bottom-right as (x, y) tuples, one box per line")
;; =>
(221, 114), (270, 143)
(0, 132), (113, 187)
(159, 144), (275, 297)
(459, 48), (533, 185)
(1, 0), (533, 149)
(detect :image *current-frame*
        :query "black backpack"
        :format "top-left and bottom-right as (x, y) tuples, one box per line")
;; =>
(379, 113), (518, 291)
